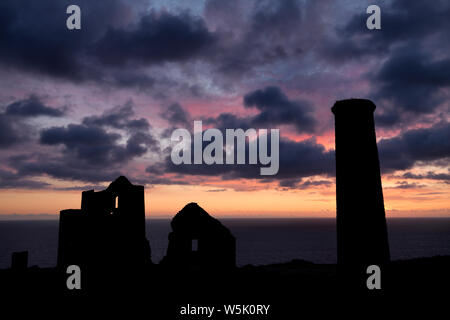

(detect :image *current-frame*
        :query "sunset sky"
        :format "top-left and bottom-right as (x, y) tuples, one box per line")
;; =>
(0, 0), (449, 218)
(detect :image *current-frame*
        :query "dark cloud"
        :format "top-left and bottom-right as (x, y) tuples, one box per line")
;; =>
(243, 86), (316, 133)
(161, 103), (191, 127)
(40, 101), (158, 165)
(206, 0), (326, 75)
(146, 136), (334, 188)
(297, 179), (332, 189)
(0, 168), (51, 189)
(374, 110), (401, 128)
(361, 0), (449, 43)
(126, 131), (159, 155)
(162, 87), (318, 134)
(399, 171), (450, 182)
(150, 86), (325, 188)
(54, 184), (107, 191)
(322, 0), (450, 63)
(372, 46), (450, 123)
(144, 173), (191, 186)
(251, 0), (302, 37)
(0, 96), (63, 148)
(203, 112), (251, 131)
(0, 114), (25, 148)
(81, 101), (159, 154)
(5, 96), (65, 117)
(320, 1), (450, 128)
(108, 71), (156, 89)
(93, 12), (215, 66)
(378, 122), (450, 172)
(390, 181), (425, 189)
(275, 138), (334, 180)
(278, 178), (332, 190)
(278, 178), (300, 189)
(148, 120), (450, 190)
(0, 0), (125, 80)
(0, 0), (215, 85)
(2, 102), (160, 184)
(202, 87), (317, 133)
(0, 0), (79, 78)
(40, 124), (132, 164)
(82, 101), (150, 131)
(10, 153), (124, 184)
(2, 0), (448, 103)
(6, 149), (159, 186)
(1, 0), (449, 193)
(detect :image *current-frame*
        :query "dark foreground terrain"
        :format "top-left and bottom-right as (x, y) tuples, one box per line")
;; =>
(1, 256), (449, 318)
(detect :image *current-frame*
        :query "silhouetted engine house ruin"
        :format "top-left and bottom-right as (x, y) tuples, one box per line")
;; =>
(161, 202), (236, 270)
(57, 176), (151, 272)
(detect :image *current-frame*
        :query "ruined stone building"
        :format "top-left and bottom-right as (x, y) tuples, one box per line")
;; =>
(57, 176), (151, 273)
(161, 203), (236, 270)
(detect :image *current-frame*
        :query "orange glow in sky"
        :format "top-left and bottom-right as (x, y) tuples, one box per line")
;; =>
(0, 174), (448, 219)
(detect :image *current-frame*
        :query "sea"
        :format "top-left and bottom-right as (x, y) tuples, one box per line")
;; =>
(0, 218), (449, 269)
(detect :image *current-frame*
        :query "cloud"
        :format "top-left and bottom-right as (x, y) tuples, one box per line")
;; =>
(126, 131), (159, 155)
(146, 136), (334, 188)
(251, 0), (303, 37)
(0, 0), (215, 85)
(11, 153), (124, 184)
(243, 86), (316, 133)
(374, 110), (401, 128)
(148, 86), (326, 189)
(40, 124), (132, 164)
(0, 168), (51, 189)
(389, 181), (426, 189)
(204, 0), (331, 75)
(148, 119), (450, 190)
(398, 171), (450, 182)
(160, 103), (191, 127)
(40, 101), (159, 166)
(0, 0), (122, 80)
(278, 178), (332, 190)
(297, 179), (332, 189)
(3, 102), (159, 184)
(202, 86), (318, 133)
(318, 1), (450, 128)
(82, 100), (150, 131)
(107, 71), (156, 89)
(206, 188), (227, 192)
(0, 113), (25, 148)
(163, 87), (318, 134)
(203, 112), (251, 131)
(93, 12), (215, 66)
(0, 96), (64, 148)
(5, 96), (65, 117)
(0, 0), (448, 194)
(373, 46), (450, 123)
(378, 122), (450, 172)
(321, 0), (450, 63)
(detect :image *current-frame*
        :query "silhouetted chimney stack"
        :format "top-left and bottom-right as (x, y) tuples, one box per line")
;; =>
(332, 99), (390, 268)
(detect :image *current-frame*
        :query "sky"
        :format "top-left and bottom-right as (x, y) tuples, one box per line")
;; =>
(0, 0), (449, 218)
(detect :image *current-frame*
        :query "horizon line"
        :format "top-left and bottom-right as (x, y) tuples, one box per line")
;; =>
(1, 213), (450, 221)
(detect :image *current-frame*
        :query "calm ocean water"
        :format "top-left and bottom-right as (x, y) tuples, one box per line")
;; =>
(0, 218), (449, 269)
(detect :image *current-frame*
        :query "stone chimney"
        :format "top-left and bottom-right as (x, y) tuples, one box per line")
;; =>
(332, 99), (390, 268)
